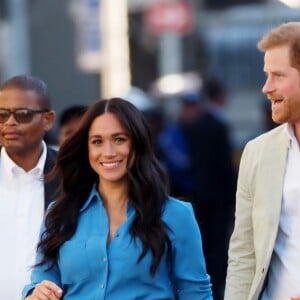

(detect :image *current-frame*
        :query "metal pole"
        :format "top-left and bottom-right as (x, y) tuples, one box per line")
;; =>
(6, 0), (31, 76)
(158, 32), (182, 76)
(100, 0), (131, 97)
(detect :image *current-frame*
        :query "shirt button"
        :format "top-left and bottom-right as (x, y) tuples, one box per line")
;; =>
(100, 284), (105, 289)
(102, 256), (107, 262)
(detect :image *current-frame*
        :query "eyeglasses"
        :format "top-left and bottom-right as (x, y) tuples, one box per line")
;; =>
(0, 108), (50, 124)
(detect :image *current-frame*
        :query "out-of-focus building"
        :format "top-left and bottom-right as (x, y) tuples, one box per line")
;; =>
(200, 3), (299, 148)
(127, 0), (300, 148)
(0, 0), (299, 146)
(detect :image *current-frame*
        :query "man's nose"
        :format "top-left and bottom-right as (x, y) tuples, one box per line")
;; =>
(5, 112), (18, 125)
(262, 77), (275, 94)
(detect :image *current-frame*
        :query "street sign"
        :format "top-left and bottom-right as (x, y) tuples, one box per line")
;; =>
(144, 0), (193, 36)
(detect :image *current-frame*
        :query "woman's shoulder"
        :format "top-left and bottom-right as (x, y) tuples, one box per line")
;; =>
(162, 197), (199, 241)
(162, 197), (195, 223)
(164, 196), (193, 210)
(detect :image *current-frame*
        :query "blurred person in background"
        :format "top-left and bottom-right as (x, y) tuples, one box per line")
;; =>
(183, 78), (237, 300)
(23, 98), (212, 300)
(124, 86), (166, 162)
(158, 91), (202, 200)
(225, 22), (300, 300)
(0, 75), (59, 300)
(204, 77), (231, 126)
(57, 104), (87, 146)
(142, 105), (166, 159)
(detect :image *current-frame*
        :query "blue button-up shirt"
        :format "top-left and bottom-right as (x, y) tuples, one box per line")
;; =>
(23, 185), (212, 300)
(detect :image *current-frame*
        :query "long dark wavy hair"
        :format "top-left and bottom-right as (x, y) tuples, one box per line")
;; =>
(38, 98), (171, 275)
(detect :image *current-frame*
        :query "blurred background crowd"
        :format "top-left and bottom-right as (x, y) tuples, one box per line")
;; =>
(0, 0), (299, 299)
(0, 0), (298, 148)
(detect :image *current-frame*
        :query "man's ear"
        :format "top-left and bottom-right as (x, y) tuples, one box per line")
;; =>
(43, 110), (56, 131)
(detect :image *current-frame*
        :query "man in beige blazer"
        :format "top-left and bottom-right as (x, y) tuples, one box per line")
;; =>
(225, 22), (300, 300)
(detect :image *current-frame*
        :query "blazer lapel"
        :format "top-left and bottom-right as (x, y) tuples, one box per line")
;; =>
(251, 127), (289, 299)
(43, 147), (59, 211)
(267, 129), (289, 231)
(0, 145), (58, 211)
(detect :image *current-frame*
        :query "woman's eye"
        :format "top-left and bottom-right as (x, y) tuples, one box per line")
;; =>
(115, 137), (125, 143)
(92, 139), (102, 145)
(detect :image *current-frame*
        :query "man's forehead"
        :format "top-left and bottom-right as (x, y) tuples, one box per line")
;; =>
(0, 89), (41, 107)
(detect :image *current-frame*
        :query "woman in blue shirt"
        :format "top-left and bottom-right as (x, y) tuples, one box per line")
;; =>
(23, 98), (212, 300)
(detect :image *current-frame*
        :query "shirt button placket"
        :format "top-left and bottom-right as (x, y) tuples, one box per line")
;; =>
(101, 255), (108, 290)
(98, 251), (108, 297)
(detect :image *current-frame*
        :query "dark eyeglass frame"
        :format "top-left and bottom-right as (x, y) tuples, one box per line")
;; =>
(0, 108), (50, 124)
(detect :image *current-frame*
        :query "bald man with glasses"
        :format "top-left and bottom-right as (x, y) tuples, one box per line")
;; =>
(0, 75), (59, 300)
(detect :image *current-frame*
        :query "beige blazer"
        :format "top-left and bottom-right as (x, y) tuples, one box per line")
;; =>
(224, 124), (289, 300)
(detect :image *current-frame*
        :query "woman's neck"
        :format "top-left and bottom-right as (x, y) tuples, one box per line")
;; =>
(98, 182), (129, 212)
(98, 182), (129, 243)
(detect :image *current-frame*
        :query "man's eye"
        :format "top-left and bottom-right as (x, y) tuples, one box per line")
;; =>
(17, 111), (30, 116)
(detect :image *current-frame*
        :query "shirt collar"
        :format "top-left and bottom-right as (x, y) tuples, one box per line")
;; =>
(284, 123), (297, 149)
(80, 183), (134, 216)
(1, 140), (47, 177)
(80, 184), (100, 212)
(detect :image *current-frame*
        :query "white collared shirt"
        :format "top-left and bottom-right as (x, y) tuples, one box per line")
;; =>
(0, 142), (47, 300)
(261, 124), (300, 300)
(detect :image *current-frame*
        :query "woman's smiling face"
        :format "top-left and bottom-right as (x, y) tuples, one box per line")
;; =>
(88, 112), (133, 186)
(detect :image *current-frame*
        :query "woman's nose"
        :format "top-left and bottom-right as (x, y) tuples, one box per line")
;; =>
(103, 142), (116, 155)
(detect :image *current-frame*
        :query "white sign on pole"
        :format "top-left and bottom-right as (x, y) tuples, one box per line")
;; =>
(70, 0), (103, 73)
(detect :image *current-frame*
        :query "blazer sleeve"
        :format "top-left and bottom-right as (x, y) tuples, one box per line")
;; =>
(224, 142), (256, 299)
